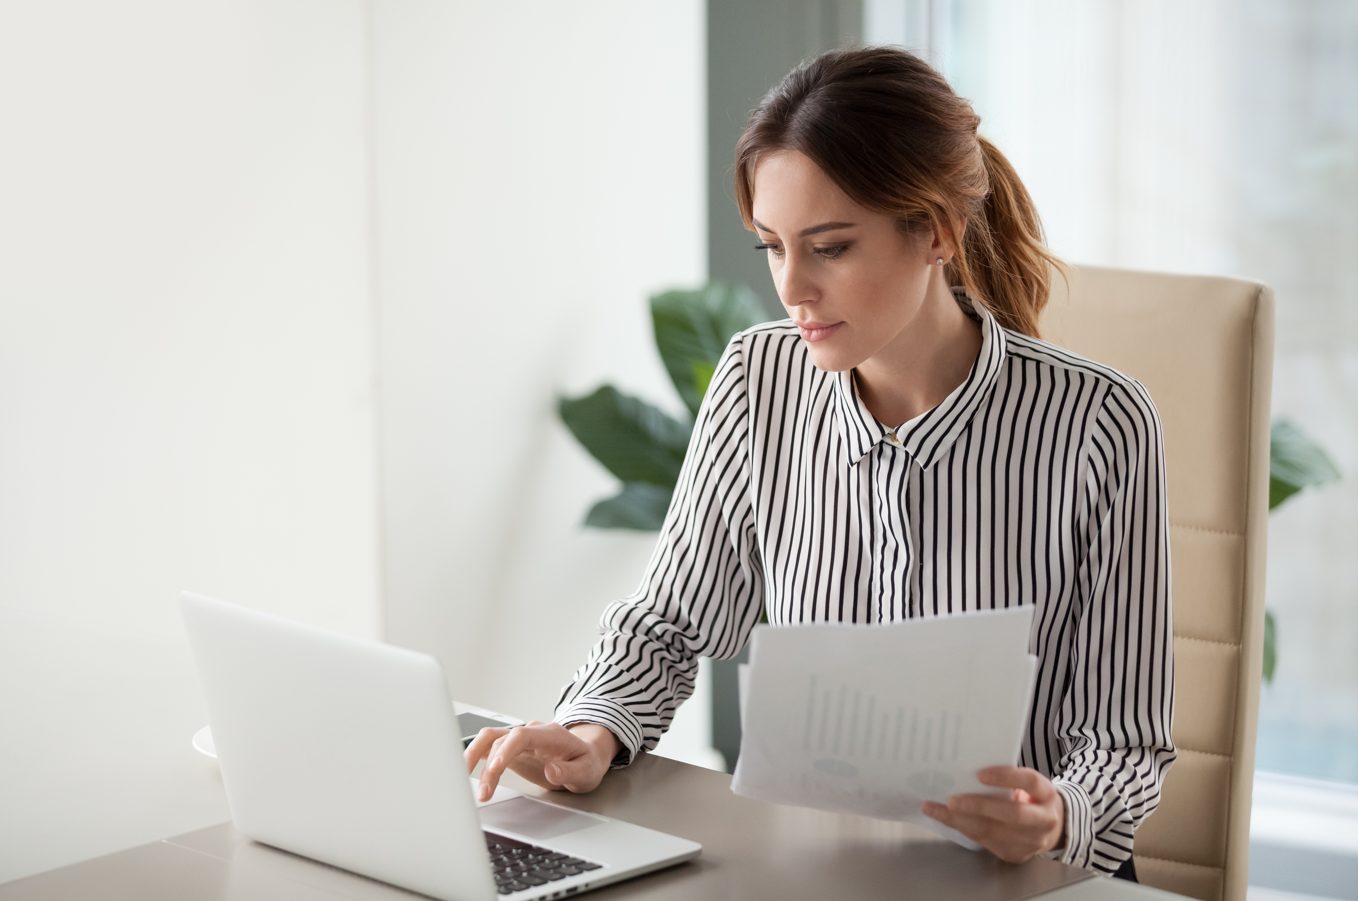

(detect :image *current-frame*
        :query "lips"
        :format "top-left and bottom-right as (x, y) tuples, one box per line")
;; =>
(797, 321), (843, 343)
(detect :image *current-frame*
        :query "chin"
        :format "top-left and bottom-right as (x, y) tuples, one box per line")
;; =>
(803, 343), (859, 373)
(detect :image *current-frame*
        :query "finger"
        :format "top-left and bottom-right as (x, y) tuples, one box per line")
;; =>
(478, 726), (534, 801)
(922, 803), (1035, 864)
(945, 793), (1046, 828)
(479, 724), (588, 799)
(977, 766), (1057, 802)
(921, 801), (996, 845)
(487, 732), (513, 761)
(543, 755), (606, 794)
(464, 726), (513, 773)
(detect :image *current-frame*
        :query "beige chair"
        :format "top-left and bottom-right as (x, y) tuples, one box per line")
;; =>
(1039, 264), (1274, 901)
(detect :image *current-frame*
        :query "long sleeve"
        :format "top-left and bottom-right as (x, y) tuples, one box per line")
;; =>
(1050, 377), (1178, 874)
(553, 335), (763, 767)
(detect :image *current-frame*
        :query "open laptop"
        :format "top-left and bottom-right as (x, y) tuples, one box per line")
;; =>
(179, 591), (701, 900)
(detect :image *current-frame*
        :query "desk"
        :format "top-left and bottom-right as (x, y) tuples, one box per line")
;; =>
(0, 751), (1180, 900)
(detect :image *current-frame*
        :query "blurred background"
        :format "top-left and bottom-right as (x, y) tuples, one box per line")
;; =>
(1, 1), (1354, 897)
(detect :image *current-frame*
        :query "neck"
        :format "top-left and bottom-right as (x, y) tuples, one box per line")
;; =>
(853, 278), (984, 429)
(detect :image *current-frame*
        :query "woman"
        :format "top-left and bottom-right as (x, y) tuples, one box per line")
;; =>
(466, 45), (1175, 883)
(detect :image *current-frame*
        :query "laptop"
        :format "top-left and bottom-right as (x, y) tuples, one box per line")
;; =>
(179, 591), (701, 900)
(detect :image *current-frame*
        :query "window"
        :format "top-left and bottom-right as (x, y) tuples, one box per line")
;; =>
(870, 0), (1358, 786)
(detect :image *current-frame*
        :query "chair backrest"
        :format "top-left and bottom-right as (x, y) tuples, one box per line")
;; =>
(1038, 263), (1274, 901)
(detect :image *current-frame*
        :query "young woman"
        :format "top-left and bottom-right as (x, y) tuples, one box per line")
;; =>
(466, 45), (1175, 883)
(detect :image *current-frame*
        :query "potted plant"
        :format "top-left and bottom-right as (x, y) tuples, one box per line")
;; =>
(556, 281), (770, 529)
(557, 281), (768, 770)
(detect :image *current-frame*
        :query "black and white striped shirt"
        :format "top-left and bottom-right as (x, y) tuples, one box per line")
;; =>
(555, 287), (1176, 875)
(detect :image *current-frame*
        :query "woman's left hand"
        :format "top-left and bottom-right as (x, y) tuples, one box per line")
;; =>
(921, 766), (1066, 864)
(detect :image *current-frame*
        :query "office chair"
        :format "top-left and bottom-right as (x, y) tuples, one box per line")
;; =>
(1040, 263), (1275, 901)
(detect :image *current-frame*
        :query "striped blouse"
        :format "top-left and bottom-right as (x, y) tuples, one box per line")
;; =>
(554, 287), (1177, 875)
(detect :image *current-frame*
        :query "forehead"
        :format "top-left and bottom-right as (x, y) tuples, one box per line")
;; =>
(751, 150), (863, 228)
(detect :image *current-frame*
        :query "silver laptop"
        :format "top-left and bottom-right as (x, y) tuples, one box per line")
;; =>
(179, 591), (700, 900)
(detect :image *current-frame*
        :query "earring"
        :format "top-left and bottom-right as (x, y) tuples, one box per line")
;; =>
(935, 256), (945, 265)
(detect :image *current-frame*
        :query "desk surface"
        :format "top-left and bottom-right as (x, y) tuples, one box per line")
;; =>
(0, 751), (1163, 900)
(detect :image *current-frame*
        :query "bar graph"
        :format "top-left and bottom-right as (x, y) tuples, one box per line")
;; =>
(800, 673), (961, 764)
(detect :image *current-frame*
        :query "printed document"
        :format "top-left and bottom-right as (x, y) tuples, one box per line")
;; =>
(730, 607), (1038, 849)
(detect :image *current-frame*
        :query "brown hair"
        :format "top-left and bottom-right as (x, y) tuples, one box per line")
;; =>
(732, 45), (1065, 338)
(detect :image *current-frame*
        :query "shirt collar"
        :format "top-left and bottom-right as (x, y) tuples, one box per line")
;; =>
(832, 288), (1007, 469)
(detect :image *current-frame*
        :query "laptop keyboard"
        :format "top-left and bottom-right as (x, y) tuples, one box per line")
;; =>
(485, 833), (603, 896)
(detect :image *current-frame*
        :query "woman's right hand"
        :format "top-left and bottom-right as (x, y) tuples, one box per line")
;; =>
(463, 721), (620, 803)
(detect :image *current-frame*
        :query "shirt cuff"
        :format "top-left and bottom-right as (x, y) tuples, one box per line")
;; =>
(1050, 778), (1094, 868)
(553, 696), (644, 768)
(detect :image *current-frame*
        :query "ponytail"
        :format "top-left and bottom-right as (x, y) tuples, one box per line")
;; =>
(950, 136), (1066, 338)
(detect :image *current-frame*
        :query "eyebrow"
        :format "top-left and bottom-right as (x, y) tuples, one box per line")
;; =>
(751, 219), (858, 238)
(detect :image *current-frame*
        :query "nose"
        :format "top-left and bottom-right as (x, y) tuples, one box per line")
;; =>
(775, 252), (817, 309)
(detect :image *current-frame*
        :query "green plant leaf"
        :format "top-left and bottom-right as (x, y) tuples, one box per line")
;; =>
(1261, 420), (1339, 687)
(584, 482), (673, 530)
(1269, 418), (1340, 510)
(558, 386), (691, 487)
(1263, 608), (1277, 684)
(692, 361), (716, 401)
(652, 282), (769, 418)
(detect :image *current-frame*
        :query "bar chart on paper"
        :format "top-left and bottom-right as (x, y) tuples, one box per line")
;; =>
(786, 673), (975, 816)
(800, 675), (964, 792)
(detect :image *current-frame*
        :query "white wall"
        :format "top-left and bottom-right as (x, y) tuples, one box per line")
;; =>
(0, 1), (380, 883)
(0, 1), (717, 884)
(372, 0), (717, 764)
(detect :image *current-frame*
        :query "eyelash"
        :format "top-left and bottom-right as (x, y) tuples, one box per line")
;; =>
(753, 242), (850, 261)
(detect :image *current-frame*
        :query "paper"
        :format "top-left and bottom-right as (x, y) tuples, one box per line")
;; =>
(730, 607), (1038, 849)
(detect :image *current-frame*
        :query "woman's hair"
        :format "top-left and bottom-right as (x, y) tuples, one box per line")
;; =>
(732, 45), (1065, 338)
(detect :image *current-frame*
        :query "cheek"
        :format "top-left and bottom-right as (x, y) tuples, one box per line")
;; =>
(851, 268), (914, 317)
(869, 263), (931, 310)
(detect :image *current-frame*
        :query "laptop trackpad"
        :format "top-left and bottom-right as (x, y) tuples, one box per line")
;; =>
(479, 797), (605, 841)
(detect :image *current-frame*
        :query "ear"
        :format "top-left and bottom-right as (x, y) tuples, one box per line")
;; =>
(929, 217), (967, 261)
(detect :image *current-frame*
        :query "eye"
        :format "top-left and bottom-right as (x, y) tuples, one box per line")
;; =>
(753, 243), (850, 261)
